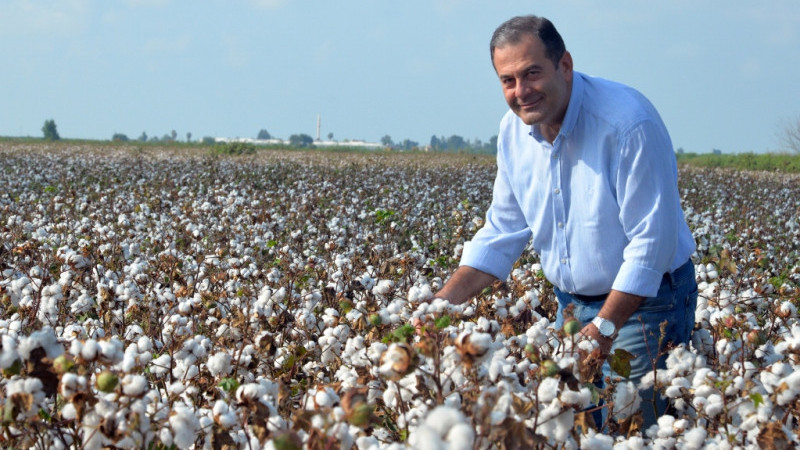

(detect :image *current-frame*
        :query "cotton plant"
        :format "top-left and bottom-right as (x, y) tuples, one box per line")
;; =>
(1, 146), (800, 448)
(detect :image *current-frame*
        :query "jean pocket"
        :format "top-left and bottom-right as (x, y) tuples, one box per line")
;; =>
(636, 292), (676, 312)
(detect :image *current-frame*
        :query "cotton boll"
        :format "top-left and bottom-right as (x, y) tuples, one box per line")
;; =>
(121, 374), (148, 397)
(60, 373), (88, 398)
(150, 354), (172, 377)
(98, 338), (123, 363)
(61, 403), (78, 420)
(17, 326), (63, 360)
(407, 284), (433, 303)
(664, 377), (690, 398)
(580, 429), (613, 449)
(206, 351), (232, 377)
(169, 404), (200, 449)
(371, 279), (394, 296)
(703, 394), (724, 417)
(0, 335), (19, 369)
(408, 425), (446, 450)
(212, 400), (238, 429)
(409, 406), (474, 450)
(444, 392), (461, 409)
(612, 381), (642, 420)
(561, 385), (591, 409)
(454, 331), (493, 367)
(779, 301), (797, 318)
(655, 414), (676, 439)
(538, 377), (560, 403)
(311, 386), (338, 409)
(81, 339), (99, 361)
(356, 435), (380, 450)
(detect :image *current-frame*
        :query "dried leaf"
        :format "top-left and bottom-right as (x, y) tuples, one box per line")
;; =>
(580, 348), (605, 383)
(573, 411), (596, 434)
(498, 418), (541, 450)
(615, 411), (643, 437)
(511, 393), (534, 415)
(757, 421), (790, 450)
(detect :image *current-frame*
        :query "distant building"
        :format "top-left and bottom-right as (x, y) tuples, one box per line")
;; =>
(214, 137), (385, 150)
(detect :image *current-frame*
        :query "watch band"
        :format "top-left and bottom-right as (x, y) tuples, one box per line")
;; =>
(591, 316), (617, 339)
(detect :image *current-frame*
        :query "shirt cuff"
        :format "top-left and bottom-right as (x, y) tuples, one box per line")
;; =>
(611, 260), (664, 298)
(459, 240), (517, 281)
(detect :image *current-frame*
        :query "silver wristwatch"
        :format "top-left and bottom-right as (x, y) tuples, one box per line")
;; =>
(591, 316), (617, 339)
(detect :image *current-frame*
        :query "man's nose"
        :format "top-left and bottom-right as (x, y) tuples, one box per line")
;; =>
(515, 79), (529, 98)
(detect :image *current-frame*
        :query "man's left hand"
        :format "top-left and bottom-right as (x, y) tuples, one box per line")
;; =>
(579, 322), (614, 359)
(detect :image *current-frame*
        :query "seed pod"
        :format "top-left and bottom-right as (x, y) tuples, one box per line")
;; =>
(540, 359), (559, 377)
(96, 371), (119, 393)
(563, 319), (581, 336)
(341, 387), (373, 427)
(52, 355), (75, 374)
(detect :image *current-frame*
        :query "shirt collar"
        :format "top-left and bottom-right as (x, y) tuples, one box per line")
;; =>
(558, 71), (584, 139)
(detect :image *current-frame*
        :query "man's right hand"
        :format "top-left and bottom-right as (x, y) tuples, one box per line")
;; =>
(433, 266), (498, 305)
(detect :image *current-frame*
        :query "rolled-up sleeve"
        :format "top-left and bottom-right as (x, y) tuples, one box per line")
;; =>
(612, 119), (680, 297)
(460, 146), (531, 280)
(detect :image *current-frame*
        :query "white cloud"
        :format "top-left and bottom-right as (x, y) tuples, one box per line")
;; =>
(0, 0), (91, 37)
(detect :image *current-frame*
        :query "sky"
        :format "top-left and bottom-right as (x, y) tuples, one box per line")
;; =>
(1, 1), (798, 154)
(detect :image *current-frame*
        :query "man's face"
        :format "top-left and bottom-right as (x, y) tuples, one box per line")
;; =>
(493, 34), (573, 135)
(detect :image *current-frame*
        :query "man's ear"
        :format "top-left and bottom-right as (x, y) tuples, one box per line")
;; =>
(560, 51), (573, 77)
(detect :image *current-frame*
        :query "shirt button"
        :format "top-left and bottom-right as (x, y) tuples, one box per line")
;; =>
(558, 222), (564, 228)
(553, 188), (560, 194)
(560, 258), (567, 264)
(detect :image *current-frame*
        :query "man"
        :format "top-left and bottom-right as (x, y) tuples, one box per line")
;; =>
(433, 15), (697, 429)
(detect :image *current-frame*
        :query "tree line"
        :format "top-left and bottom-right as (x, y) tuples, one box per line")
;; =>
(36, 117), (800, 155)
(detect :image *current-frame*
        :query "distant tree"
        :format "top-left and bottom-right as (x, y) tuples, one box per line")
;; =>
(446, 135), (466, 151)
(138, 132), (148, 142)
(487, 135), (498, 152)
(327, 132), (334, 141)
(676, 147), (685, 154)
(713, 149), (722, 155)
(430, 135), (441, 150)
(381, 135), (394, 147)
(149, 135), (160, 142)
(112, 133), (129, 142)
(779, 115), (800, 154)
(171, 130), (178, 141)
(257, 129), (272, 140)
(288, 133), (314, 148)
(186, 132), (192, 143)
(42, 119), (60, 141)
(399, 139), (419, 151)
(202, 136), (216, 145)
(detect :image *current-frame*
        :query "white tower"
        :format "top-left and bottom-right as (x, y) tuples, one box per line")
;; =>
(316, 114), (321, 141)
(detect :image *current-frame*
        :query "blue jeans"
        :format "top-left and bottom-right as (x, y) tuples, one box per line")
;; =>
(554, 259), (697, 430)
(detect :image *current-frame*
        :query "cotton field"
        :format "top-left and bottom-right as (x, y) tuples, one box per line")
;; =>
(1, 142), (799, 449)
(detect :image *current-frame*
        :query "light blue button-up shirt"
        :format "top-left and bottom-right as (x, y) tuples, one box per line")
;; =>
(461, 71), (696, 298)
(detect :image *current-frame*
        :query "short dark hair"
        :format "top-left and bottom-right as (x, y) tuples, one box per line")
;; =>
(490, 15), (566, 67)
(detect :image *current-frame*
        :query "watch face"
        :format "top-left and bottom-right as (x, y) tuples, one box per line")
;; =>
(594, 317), (615, 337)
